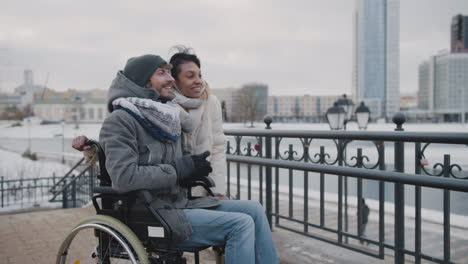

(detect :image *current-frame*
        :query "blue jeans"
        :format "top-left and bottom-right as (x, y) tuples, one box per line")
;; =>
(174, 200), (278, 264)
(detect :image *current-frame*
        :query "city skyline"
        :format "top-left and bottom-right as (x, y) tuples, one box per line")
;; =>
(1, 0), (467, 96)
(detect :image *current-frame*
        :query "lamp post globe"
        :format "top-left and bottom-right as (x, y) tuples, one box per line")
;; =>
(355, 101), (371, 130)
(326, 102), (346, 130)
(336, 94), (355, 122)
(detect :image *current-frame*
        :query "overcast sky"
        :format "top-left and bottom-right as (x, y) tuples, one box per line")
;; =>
(1, 0), (467, 96)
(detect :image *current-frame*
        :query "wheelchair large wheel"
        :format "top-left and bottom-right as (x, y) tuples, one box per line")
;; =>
(56, 215), (150, 264)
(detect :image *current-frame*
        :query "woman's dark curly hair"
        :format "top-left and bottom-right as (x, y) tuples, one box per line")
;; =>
(169, 45), (201, 80)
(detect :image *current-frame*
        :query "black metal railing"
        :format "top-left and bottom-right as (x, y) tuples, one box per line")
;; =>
(0, 157), (98, 210)
(48, 157), (86, 195)
(224, 115), (468, 264)
(0, 175), (60, 209)
(2, 114), (467, 263)
(48, 164), (98, 208)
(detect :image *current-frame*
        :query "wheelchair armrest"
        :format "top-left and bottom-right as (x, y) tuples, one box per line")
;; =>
(186, 179), (215, 197)
(93, 186), (118, 194)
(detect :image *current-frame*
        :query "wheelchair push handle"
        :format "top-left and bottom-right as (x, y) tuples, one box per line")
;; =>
(84, 139), (99, 147)
(83, 139), (112, 186)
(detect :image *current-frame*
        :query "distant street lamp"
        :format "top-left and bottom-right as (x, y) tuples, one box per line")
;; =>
(326, 102), (346, 130)
(335, 94), (355, 130)
(26, 117), (31, 155)
(326, 96), (371, 244)
(326, 95), (370, 130)
(355, 102), (371, 130)
(61, 120), (65, 164)
(72, 96), (82, 129)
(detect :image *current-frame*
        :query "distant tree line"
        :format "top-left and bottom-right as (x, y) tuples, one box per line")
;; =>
(0, 105), (33, 120)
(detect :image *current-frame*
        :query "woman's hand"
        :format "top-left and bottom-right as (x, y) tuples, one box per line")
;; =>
(72, 135), (91, 151)
(215, 194), (229, 200)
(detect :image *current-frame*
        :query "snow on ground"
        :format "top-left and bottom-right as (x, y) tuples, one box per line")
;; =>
(0, 121), (101, 139)
(0, 148), (70, 180)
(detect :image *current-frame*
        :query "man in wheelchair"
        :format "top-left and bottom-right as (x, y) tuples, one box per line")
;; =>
(95, 54), (278, 264)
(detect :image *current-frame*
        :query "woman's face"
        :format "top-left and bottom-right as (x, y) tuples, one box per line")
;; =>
(175, 61), (203, 98)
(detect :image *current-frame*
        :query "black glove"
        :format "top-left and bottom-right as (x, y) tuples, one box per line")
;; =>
(171, 151), (212, 185)
(190, 151), (212, 178)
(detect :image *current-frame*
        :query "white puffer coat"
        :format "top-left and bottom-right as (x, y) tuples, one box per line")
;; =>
(174, 91), (227, 195)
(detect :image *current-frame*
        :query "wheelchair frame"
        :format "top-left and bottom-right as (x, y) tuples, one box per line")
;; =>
(56, 140), (223, 264)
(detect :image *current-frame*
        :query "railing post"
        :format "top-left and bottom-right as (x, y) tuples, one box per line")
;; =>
(89, 167), (95, 200)
(264, 116), (273, 228)
(393, 113), (406, 264)
(72, 179), (77, 208)
(257, 137), (264, 204)
(247, 142), (252, 200)
(337, 140), (343, 244)
(226, 141), (231, 199)
(378, 141), (386, 258)
(357, 148), (364, 240)
(443, 154), (451, 263)
(303, 140), (309, 233)
(414, 142), (422, 264)
(288, 144), (294, 218)
(275, 137), (280, 226)
(319, 146), (325, 227)
(236, 136), (241, 200)
(1, 176), (3, 208)
(62, 180), (68, 209)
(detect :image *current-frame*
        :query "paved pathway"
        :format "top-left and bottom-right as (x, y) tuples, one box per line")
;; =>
(0, 206), (380, 264)
(1, 200), (467, 264)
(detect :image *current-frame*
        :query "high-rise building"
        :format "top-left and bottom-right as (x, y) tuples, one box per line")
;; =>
(417, 56), (436, 111)
(418, 51), (468, 122)
(352, 0), (400, 120)
(451, 14), (468, 53)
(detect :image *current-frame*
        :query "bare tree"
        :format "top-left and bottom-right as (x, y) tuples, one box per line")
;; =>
(234, 83), (268, 127)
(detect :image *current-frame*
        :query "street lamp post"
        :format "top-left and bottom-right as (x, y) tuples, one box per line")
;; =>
(326, 96), (370, 244)
(72, 96), (82, 129)
(61, 120), (65, 164)
(27, 117), (31, 155)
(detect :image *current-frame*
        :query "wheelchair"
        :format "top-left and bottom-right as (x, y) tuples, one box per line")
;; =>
(56, 140), (224, 264)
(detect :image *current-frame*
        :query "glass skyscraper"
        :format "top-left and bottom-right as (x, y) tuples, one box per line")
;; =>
(451, 14), (468, 53)
(352, 0), (400, 120)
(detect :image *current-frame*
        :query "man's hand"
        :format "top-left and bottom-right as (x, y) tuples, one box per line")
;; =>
(72, 135), (92, 151)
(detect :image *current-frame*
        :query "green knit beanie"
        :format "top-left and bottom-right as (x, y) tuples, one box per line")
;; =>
(123, 54), (167, 87)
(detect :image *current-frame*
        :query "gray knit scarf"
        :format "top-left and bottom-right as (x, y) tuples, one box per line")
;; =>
(112, 97), (183, 142)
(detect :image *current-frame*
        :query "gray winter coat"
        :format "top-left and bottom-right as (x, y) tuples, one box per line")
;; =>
(99, 71), (219, 241)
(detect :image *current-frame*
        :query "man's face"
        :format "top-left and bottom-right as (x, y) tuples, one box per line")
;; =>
(148, 66), (174, 98)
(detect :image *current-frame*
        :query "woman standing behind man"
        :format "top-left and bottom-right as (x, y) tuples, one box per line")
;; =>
(169, 46), (227, 199)
(72, 46), (228, 199)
